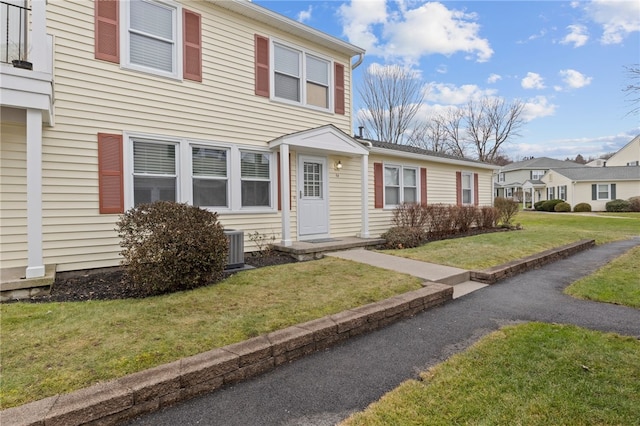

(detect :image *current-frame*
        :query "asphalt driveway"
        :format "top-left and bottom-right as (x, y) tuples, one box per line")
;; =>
(127, 237), (640, 426)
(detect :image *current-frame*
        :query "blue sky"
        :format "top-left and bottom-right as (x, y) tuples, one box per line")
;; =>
(254, 0), (640, 160)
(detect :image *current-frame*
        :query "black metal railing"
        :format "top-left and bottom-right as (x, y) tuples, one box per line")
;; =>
(1, 1), (30, 64)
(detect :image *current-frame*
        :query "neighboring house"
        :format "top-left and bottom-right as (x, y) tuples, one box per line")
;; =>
(494, 157), (582, 206)
(541, 167), (640, 211)
(594, 135), (640, 167)
(1, 0), (496, 279)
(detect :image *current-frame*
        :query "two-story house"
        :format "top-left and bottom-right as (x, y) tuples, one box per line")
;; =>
(1, 0), (496, 286)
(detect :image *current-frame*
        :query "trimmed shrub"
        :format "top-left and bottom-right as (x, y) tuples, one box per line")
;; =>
(392, 202), (429, 228)
(534, 201), (546, 211)
(454, 205), (478, 233)
(554, 201), (571, 212)
(541, 199), (564, 212)
(606, 199), (631, 212)
(628, 196), (640, 212)
(494, 197), (519, 226)
(381, 226), (427, 249)
(573, 202), (592, 212)
(424, 204), (456, 239)
(478, 206), (499, 229)
(117, 201), (228, 296)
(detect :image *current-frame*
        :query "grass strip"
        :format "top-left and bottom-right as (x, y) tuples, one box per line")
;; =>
(342, 322), (640, 426)
(0, 257), (421, 409)
(382, 211), (640, 269)
(565, 246), (640, 308)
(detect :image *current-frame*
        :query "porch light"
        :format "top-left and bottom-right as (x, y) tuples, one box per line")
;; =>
(334, 160), (343, 170)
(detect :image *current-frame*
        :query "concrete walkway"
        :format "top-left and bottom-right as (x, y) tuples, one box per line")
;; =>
(326, 249), (488, 299)
(128, 237), (640, 426)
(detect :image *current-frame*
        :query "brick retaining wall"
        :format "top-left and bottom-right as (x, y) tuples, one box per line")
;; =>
(470, 239), (596, 284)
(2, 283), (452, 426)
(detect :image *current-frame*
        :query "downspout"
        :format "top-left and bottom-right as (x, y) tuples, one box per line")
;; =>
(351, 52), (364, 70)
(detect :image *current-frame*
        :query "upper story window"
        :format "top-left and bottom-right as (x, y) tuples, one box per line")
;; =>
(385, 165), (418, 206)
(95, 0), (202, 81)
(498, 172), (505, 183)
(273, 42), (331, 110)
(531, 170), (545, 180)
(125, 0), (178, 77)
(627, 161), (639, 166)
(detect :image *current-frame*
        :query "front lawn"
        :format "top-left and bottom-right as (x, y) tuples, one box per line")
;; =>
(565, 246), (640, 308)
(0, 258), (421, 409)
(382, 211), (640, 269)
(342, 322), (640, 426)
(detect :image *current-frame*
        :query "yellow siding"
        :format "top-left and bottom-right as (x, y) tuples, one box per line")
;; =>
(328, 155), (365, 237)
(0, 123), (28, 269)
(33, 1), (357, 270)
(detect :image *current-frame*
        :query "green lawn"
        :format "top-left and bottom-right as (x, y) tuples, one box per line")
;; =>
(342, 322), (640, 426)
(0, 258), (421, 409)
(382, 211), (640, 269)
(565, 246), (640, 308)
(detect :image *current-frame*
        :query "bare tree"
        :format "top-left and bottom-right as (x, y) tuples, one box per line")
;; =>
(427, 96), (525, 162)
(623, 64), (640, 116)
(407, 119), (448, 153)
(357, 65), (426, 144)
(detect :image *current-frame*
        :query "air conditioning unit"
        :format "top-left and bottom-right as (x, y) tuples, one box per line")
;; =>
(224, 229), (244, 270)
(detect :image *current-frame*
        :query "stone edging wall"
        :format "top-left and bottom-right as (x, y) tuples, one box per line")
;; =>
(470, 239), (596, 284)
(2, 283), (452, 426)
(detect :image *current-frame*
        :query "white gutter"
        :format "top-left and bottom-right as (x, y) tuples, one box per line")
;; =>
(369, 146), (499, 170)
(352, 53), (364, 70)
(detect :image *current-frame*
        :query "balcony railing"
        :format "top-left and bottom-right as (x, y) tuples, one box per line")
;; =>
(1, 1), (30, 65)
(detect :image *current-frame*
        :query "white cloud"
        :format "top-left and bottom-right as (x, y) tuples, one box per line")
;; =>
(584, 0), (640, 44)
(521, 72), (546, 90)
(297, 5), (313, 23)
(521, 96), (557, 122)
(339, 1), (493, 64)
(560, 24), (589, 47)
(436, 64), (448, 74)
(425, 82), (496, 105)
(559, 69), (593, 89)
(487, 73), (502, 84)
(513, 129), (638, 159)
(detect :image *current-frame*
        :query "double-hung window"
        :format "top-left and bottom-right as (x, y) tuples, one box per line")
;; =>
(531, 170), (545, 180)
(462, 172), (473, 204)
(132, 140), (177, 205)
(125, 0), (178, 78)
(384, 166), (418, 206)
(192, 147), (228, 208)
(273, 42), (331, 110)
(558, 185), (567, 201)
(241, 151), (271, 207)
(498, 173), (505, 183)
(597, 184), (610, 200)
(547, 187), (555, 199)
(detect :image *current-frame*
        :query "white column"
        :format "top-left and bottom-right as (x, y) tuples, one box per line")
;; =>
(360, 154), (370, 238)
(30, 0), (48, 73)
(26, 109), (45, 278)
(280, 144), (292, 246)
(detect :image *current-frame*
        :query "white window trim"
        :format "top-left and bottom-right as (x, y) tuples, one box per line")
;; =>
(498, 172), (505, 183)
(383, 163), (419, 208)
(547, 187), (555, 199)
(191, 144), (231, 210)
(558, 185), (566, 201)
(596, 183), (612, 200)
(531, 170), (545, 180)
(120, 0), (183, 80)
(123, 132), (277, 213)
(270, 38), (334, 113)
(461, 171), (474, 205)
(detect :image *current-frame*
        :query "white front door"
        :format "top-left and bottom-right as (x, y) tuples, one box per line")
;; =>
(298, 155), (329, 237)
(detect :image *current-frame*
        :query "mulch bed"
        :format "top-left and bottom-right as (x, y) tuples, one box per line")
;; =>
(22, 252), (296, 303)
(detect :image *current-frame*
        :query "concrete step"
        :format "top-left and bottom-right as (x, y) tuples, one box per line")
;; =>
(452, 280), (489, 299)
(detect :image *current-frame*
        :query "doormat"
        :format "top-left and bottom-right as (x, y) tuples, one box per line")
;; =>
(307, 238), (340, 243)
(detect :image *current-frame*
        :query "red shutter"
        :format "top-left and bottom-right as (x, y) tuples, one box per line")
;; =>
(98, 133), (124, 214)
(183, 9), (202, 82)
(456, 171), (462, 206)
(374, 162), (383, 208)
(473, 173), (479, 206)
(420, 167), (427, 204)
(277, 153), (291, 211)
(334, 63), (345, 115)
(95, 0), (119, 63)
(255, 34), (270, 97)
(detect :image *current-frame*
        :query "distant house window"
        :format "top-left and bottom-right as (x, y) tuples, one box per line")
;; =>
(273, 42), (331, 111)
(627, 161), (639, 166)
(132, 140), (178, 205)
(547, 187), (555, 200)
(597, 184), (610, 200)
(384, 165), (417, 206)
(558, 185), (567, 201)
(505, 187), (513, 198)
(531, 170), (545, 180)
(498, 173), (505, 183)
(241, 151), (271, 207)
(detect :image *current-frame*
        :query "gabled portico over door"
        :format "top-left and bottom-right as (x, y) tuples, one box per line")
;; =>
(298, 155), (329, 238)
